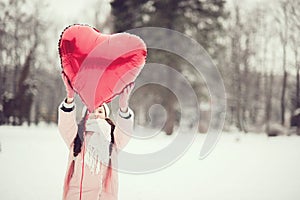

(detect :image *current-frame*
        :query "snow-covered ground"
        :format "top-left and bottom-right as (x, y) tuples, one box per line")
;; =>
(0, 125), (300, 200)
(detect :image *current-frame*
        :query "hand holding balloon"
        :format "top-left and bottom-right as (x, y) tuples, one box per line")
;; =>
(61, 72), (75, 103)
(119, 83), (135, 113)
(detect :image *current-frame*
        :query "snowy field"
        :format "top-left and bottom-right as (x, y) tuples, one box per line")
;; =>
(0, 125), (300, 200)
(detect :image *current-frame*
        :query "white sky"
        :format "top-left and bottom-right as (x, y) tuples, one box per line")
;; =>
(42, 0), (110, 29)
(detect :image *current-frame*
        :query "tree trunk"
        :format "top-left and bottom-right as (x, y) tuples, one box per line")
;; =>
(163, 97), (176, 135)
(241, 34), (251, 133)
(162, 66), (176, 135)
(281, 70), (287, 125)
(231, 35), (242, 131)
(232, 5), (243, 132)
(297, 68), (300, 108)
(280, 1), (288, 126)
(265, 71), (274, 133)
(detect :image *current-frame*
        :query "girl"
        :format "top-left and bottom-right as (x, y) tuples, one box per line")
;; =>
(58, 73), (134, 200)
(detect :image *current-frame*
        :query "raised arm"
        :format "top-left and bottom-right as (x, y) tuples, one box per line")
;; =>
(58, 72), (78, 149)
(114, 83), (135, 150)
(114, 108), (134, 150)
(58, 98), (78, 149)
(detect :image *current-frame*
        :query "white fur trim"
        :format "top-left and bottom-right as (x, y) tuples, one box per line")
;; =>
(119, 108), (131, 118)
(63, 100), (74, 109)
(82, 103), (110, 118)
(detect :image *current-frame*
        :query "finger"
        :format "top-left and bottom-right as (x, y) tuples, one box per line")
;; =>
(61, 73), (66, 82)
(129, 82), (135, 90)
(127, 83), (134, 93)
(61, 71), (67, 78)
(61, 72), (68, 80)
(127, 84), (131, 91)
(127, 87), (131, 94)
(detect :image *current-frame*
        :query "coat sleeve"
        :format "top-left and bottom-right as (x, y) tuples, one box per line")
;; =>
(114, 108), (134, 150)
(57, 99), (78, 149)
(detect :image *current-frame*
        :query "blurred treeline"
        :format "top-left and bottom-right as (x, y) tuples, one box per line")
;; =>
(0, 0), (299, 135)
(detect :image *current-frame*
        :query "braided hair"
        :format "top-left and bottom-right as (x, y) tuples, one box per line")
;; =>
(73, 109), (88, 157)
(105, 118), (115, 158)
(103, 117), (116, 188)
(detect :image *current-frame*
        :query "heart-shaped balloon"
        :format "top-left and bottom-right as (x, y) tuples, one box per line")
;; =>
(58, 24), (147, 112)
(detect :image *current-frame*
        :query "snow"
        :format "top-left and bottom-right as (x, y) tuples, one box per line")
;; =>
(0, 125), (300, 200)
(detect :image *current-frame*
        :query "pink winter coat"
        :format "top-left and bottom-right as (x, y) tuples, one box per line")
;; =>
(58, 101), (134, 200)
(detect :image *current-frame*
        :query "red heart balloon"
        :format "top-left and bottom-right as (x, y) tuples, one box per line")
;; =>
(58, 24), (147, 112)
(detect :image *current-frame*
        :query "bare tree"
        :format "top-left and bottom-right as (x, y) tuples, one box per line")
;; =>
(275, 0), (289, 125)
(289, 0), (300, 110)
(229, 5), (243, 131)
